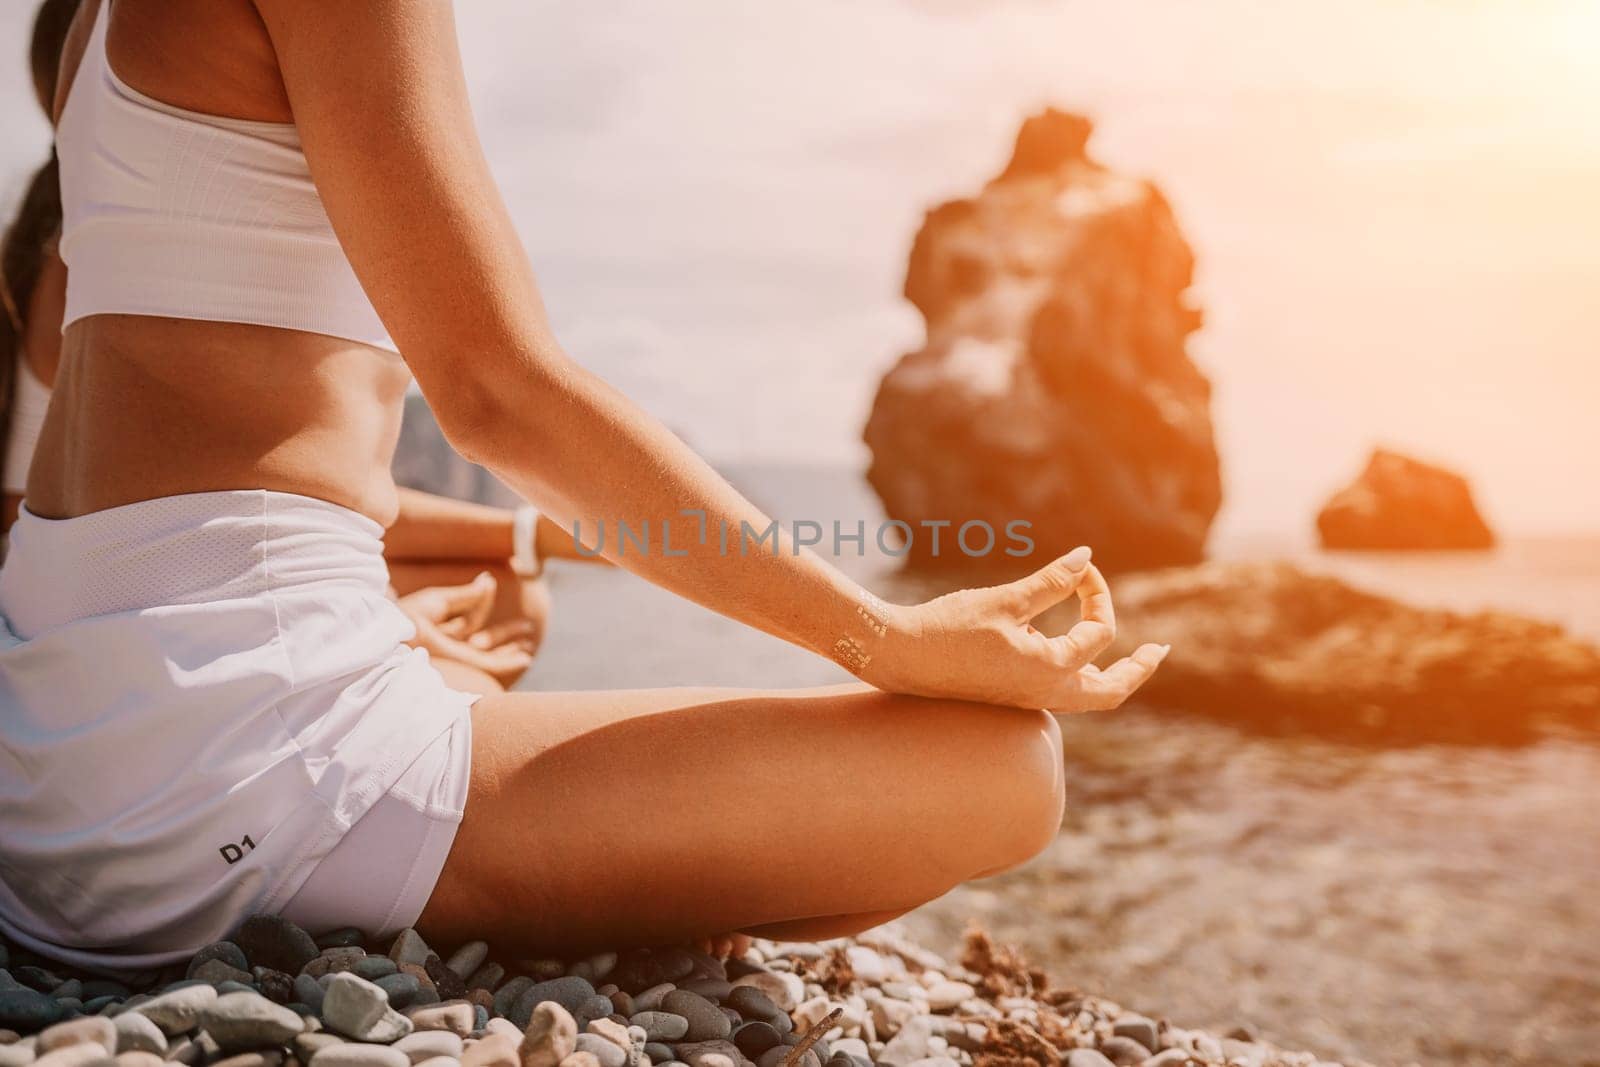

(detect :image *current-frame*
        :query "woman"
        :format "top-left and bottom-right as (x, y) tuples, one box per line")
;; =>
(0, 0), (1168, 970)
(0, 0), (604, 694)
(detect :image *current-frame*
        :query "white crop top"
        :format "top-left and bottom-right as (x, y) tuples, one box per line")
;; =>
(54, 2), (396, 352)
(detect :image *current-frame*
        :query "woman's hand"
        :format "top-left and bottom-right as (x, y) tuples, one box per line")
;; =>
(864, 548), (1169, 713)
(397, 572), (538, 687)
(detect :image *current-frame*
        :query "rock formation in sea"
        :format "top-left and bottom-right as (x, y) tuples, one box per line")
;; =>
(1107, 561), (1600, 744)
(1316, 448), (1496, 551)
(863, 109), (1221, 572)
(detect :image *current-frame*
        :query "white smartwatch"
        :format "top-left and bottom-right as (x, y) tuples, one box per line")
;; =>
(512, 504), (543, 578)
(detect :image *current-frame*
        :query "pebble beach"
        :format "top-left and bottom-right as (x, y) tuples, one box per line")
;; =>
(0, 918), (1368, 1067)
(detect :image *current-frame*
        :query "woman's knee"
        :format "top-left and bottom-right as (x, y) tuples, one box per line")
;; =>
(907, 699), (1065, 877)
(984, 707), (1066, 871)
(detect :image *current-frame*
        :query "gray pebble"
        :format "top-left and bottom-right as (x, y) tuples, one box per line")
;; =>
(315, 930), (366, 951)
(657, 994), (726, 1044)
(293, 977), (325, 1015)
(394, 1032), (463, 1063)
(36, 1019), (115, 1055)
(209, 1052), (286, 1067)
(642, 1045), (672, 1065)
(1110, 1017), (1158, 1053)
(1094, 1037), (1149, 1066)
(389, 932), (433, 969)
(877, 1016), (935, 1067)
(1064, 1052), (1114, 1067)
(0, 990), (66, 1034)
(511, 978), (597, 1030)
(112, 1013), (166, 1056)
(572, 998), (613, 1033)
(187, 946), (249, 982)
(572, 1036), (623, 1067)
(213, 982), (256, 998)
(674, 982), (729, 1005)
(732, 1022), (781, 1060)
(1138, 1053), (1189, 1067)
(131, 985), (218, 1036)
(443, 947), (487, 984)
(490, 980), (531, 1022)
(310, 1045), (410, 1067)
(630, 986), (674, 1015)
(232, 918), (319, 977)
(199, 992), (304, 1052)
(724, 989), (780, 1026)
(627, 1014), (687, 1044)
(321, 975), (411, 1044)
(675, 1041), (743, 1067)
(376, 976), (422, 1012)
(30, 1045), (110, 1067)
(464, 965), (503, 995)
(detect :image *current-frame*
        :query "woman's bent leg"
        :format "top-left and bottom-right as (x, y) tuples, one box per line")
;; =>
(415, 685), (1065, 955)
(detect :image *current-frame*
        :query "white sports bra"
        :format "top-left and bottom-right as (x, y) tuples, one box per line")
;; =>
(55, 1), (396, 352)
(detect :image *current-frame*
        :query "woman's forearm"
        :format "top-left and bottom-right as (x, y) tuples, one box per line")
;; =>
(384, 487), (514, 562)
(458, 359), (882, 667)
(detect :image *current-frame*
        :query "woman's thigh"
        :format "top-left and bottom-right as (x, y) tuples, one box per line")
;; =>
(416, 685), (1065, 955)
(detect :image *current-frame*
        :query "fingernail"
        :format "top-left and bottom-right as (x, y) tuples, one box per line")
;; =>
(1063, 546), (1092, 571)
(1158, 644), (1172, 659)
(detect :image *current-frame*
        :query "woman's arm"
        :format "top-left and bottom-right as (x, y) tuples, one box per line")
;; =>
(384, 486), (599, 565)
(253, 0), (1166, 712)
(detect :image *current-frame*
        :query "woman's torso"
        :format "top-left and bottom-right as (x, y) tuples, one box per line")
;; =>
(29, 0), (409, 527)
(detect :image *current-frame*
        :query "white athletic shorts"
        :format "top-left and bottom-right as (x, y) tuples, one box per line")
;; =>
(0, 490), (476, 973)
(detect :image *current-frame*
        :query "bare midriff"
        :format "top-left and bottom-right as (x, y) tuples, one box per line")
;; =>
(28, 315), (409, 526)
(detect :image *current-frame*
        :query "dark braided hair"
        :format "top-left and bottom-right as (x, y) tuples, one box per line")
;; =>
(1, 0), (79, 483)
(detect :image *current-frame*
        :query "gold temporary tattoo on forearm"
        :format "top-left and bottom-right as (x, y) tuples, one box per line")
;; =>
(832, 635), (872, 674)
(856, 592), (890, 637)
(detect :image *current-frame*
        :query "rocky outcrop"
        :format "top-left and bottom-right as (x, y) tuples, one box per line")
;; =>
(1107, 561), (1600, 744)
(1317, 449), (1495, 551)
(863, 109), (1220, 572)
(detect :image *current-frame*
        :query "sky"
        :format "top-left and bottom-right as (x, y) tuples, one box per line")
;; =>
(2, 0), (1597, 538)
